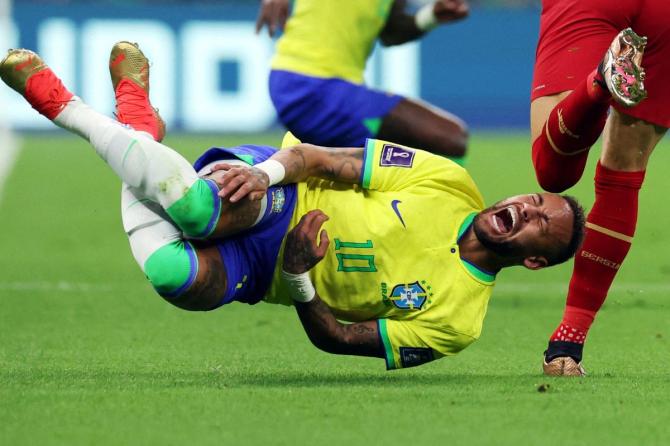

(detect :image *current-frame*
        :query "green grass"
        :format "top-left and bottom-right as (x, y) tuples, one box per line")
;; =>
(1, 132), (669, 445)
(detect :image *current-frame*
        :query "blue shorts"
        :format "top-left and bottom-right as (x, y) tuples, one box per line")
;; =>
(269, 69), (403, 147)
(193, 145), (297, 306)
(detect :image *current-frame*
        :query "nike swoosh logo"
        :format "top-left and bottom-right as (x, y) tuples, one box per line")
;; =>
(109, 53), (126, 68)
(391, 199), (406, 228)
(15, 56), (34, 71)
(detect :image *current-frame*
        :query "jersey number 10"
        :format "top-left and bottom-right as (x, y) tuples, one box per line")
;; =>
(334, 239), (377, 273)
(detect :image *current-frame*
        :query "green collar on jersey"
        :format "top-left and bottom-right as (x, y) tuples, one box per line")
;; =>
(457, 212), (496, 283)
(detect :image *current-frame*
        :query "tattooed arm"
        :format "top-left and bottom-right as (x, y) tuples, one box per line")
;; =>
(380, 0), (469, 46)
(294, 298), (384, 357)
(285, 209), (384, 358)
(270, 143), (363, 184)
(214, 143), (364, 202)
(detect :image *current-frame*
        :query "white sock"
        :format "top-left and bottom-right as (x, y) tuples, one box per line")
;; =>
(121, 183), (181, 271)
(54, 97), (198, 209)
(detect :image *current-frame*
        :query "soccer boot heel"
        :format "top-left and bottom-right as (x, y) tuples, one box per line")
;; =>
(0, 49), (74, 119)
(600, 27), (647, 107)
(109, 41), (165, 141)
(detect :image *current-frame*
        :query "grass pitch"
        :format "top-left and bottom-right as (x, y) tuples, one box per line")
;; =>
(1, 132), (669, 445)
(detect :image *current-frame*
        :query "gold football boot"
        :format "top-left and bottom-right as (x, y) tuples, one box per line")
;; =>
(0, 49), (74, 119)
(109, 41), (165, 141)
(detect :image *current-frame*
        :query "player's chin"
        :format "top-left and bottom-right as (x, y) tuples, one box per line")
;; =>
(542, 356), (586, 377)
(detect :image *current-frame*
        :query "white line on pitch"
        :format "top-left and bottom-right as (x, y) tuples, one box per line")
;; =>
(0, 281), (114, 292)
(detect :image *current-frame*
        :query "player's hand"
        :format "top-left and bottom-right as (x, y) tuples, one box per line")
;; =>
(283, 210), (330, 274)
(211, 163), (269, 202)
(255, 0), (290, 37)
(434, 0), (469, 24)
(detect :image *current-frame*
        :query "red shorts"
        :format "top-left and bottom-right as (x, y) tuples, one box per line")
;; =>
(531, 0), (670, 128)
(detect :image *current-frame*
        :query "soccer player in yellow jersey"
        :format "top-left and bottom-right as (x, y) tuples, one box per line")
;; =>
(1, 44), (585, 370)
(256, 0), (471, 162)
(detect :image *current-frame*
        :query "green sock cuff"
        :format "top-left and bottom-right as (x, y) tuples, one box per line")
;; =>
(166, 178), (221, 238)
(144, 241), (198, 296)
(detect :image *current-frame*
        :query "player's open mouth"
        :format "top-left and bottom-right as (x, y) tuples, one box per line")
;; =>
(491, 206), (517, 235)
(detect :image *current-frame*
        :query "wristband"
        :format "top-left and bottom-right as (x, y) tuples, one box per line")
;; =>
(415, 3), (438, 32)
(281, 270), (316, 303)
(254, 159), (286, 186)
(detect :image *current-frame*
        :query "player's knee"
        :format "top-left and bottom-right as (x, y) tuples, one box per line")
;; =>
(422, 127), (468, 160)
(442, 121), (469, 157)
(145, 242), (227, 312)
(144, 240), (198, 301)
(165, 178), (221, 238)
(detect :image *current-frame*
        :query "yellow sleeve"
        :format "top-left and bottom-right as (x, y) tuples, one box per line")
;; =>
(360, 139), (477, 194)
(377, 318), (476, 370)
(281, 131), (302, 149)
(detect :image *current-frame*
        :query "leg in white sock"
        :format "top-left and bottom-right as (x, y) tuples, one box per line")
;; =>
(121, 183), (198, 296)
(56, 97), (219, 237)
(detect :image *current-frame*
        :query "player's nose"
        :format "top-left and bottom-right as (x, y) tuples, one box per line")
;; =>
(521, 202), (541, 221)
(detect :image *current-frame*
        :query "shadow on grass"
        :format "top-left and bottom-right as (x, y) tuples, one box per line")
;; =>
(228, 370), (547, 388)
(1, 366), (600, 390)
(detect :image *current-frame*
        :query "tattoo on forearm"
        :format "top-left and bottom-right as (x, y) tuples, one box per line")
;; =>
(286, 147), (307, 179)
(352, 324), (374, 334)
(322, 150), (363, 182)
(295, 295), (383, 358)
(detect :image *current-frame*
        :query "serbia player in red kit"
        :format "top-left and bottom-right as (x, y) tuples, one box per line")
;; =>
(530, 0), (670, 375)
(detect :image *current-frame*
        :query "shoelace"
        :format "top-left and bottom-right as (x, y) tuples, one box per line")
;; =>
(24, 69), (73, 119)
(115, 79), (155, 123)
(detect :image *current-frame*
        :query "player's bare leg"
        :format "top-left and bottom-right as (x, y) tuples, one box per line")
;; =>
(544, 109), (666, 376)
(530, 92), (570, 143)
(600, 110), (664, 172)
(530, 28), (647, 193)
(0, 48), (257, 310)
(378, 97), (468, 161)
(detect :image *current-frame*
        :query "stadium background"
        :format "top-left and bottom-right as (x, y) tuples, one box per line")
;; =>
(1, 1), (669, 445)
(7, 0), (539, 131)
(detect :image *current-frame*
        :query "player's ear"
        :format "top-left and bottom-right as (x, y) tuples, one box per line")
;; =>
(523, 256), (548, 270)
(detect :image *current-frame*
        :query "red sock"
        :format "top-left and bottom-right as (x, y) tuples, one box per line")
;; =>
(550, 162), (645, 343)
(532, 70), (611, 192)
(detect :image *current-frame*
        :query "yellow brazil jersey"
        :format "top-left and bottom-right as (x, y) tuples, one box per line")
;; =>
(271, 0), (394, 84)
(265, 139), (498, 369)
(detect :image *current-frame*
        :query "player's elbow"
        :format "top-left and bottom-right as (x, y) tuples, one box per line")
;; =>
(427, 119), (469, 159)
(305, 331), (349, 355)
(379, 34), (395, 47)
(379, 32), (408, 47)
